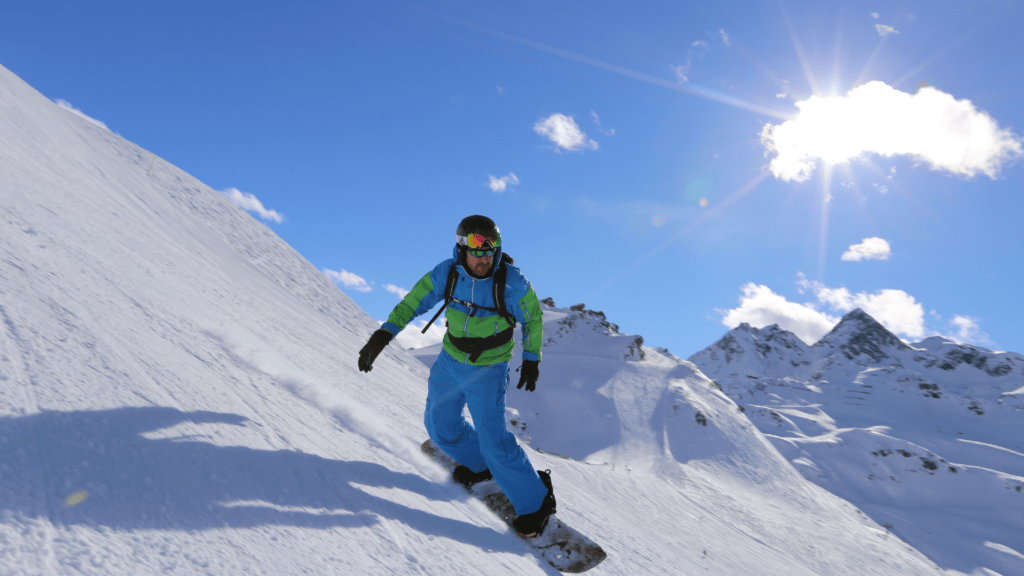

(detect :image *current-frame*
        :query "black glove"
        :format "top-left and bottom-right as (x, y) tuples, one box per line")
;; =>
(358, 329), (393, 372)
(516, 359), (540, 392)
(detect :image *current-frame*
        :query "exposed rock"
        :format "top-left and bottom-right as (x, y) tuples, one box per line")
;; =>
(813, 309), (908, 365)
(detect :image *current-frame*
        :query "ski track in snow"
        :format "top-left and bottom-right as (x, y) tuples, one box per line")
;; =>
(0, 61), (977, 574)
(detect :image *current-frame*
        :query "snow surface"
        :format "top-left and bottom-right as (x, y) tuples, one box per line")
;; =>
(690, 311), (1024, 576)
(0, 62), (954, 574)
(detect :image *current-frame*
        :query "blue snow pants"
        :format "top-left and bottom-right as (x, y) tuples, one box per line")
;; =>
(424, 349), (547, 515)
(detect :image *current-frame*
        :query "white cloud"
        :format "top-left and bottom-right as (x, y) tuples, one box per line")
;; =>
(670, 64), (690, 83)
(54, 99), (109, 131)
(533, 113), (598, 152)
(384, 284), (409, 299)
(719, 28), (730, 46)
(721, 274), (930, 343)
(945, 315), (994, 345)
(875, 24), (898, 37)
(760, 80), (1023, 182)
(323, 269), (371, 293)
(841, 237), (891, 261)
(850, 289), (926, 339)
(591, 111), (616, 136)
(220, 188), (284, 223)
(487, 172), (520, 193)
(717, 283), (839, 345)
(949, 315), (979, 341)
(796, 274), (927, 339)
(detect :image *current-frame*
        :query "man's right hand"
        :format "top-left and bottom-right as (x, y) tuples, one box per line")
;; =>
(358, 329), (394, 372)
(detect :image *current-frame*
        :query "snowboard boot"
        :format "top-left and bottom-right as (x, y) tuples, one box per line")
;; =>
(513, 469), (556, 539)
(452, 465), (493, 489)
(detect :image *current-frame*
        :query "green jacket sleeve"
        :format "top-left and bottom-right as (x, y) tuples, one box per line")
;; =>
(516, 283), (544, 362)
(382, 266), (444, 336)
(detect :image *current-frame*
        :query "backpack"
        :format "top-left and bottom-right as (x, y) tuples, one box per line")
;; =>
(420, 254), (518, 361)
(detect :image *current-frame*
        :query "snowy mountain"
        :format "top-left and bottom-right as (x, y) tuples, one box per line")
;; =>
(0, 61), (950, 575)
(689, 309), (1024, 575)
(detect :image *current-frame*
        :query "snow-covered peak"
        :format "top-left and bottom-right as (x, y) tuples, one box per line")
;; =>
(908, 338), (1023, 379)
(812, 308), (909, 364)
(690, 306), (1024, 575)
(912, 335), (954, 351)
(687, 320), (810, 379)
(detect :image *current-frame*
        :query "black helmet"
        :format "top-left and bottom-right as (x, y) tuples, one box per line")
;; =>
(456, 215), (501, 248)
(455, 215), (502, 278)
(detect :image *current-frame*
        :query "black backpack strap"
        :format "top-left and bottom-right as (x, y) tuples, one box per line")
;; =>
(492, 255), (517, 329)
(420, 262), (460, 334)
(421, 256), (517, 335)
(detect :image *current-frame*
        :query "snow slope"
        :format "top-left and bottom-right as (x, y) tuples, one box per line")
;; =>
(690, 310), (1024, 576)
(0, 62), (946, 575)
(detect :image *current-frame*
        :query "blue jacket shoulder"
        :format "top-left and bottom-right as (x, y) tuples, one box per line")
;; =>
(500, 262), (532, 301)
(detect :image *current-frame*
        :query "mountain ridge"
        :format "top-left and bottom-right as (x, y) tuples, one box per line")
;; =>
(689, 308), (1024, 574)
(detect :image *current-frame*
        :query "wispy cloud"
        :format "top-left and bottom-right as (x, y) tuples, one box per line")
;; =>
(487, 172), (520, 193)
(323, 269), (372, 293)
(841, 237), (891, 261)
(761, 81), (1023, 182)
(671, 41), (707, 83)
(775, 79), (792, 99)
(672, 31), (728, 84)
(384, 284), (409, 299)
(670, 64), (691, 83)
(534, 113), (598, 152)
(591, 111), (616, 136)
(220, 188), (284, 223)
(948, 315), (991, 344)
(875, 24), (898, 37)
(54, 99), (109, 131)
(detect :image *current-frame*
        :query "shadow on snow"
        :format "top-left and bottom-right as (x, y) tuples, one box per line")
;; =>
(0, 406), (523, 556)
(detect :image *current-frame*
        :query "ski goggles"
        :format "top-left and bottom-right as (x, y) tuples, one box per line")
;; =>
(468, 247), (497, 258)
(457, 232), (501, 250)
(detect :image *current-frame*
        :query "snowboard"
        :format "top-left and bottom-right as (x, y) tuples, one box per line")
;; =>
(420, 439), (607, 573)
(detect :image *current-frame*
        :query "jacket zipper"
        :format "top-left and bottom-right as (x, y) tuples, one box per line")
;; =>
(464, 276), (474, 363)
(463, 277), (473, 333)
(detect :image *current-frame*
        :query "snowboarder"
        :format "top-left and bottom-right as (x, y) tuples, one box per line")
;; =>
(357, 215), (556, 537)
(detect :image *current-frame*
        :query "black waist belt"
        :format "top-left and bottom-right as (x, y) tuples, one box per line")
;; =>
(448, 328), (514, 363)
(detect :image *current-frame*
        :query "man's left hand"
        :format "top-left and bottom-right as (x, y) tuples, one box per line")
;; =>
(516, 359), (540, 392)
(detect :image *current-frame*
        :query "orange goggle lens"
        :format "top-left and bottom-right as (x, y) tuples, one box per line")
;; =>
(465, 233), (499, 249)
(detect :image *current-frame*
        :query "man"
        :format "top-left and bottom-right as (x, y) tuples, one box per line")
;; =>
(357, 215), (556, 537)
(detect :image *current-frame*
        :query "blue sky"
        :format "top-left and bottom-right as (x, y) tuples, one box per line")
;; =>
(3, 0), (1022, 357)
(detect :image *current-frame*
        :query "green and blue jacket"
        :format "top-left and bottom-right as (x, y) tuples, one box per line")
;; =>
(382, 253), (543, 366)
